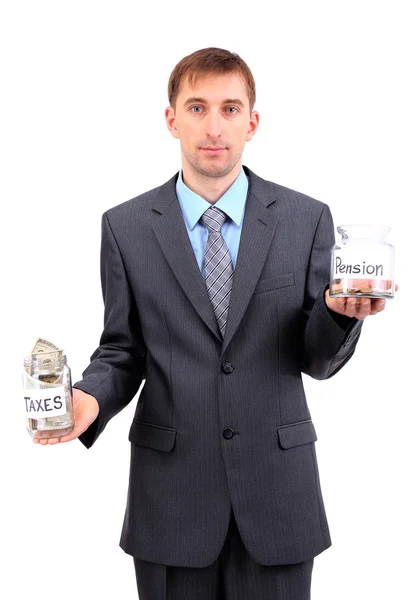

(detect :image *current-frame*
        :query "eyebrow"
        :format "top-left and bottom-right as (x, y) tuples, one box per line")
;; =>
(183, 97), (246, 109)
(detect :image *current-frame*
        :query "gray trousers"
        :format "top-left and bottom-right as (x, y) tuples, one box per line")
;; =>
(133, 508), (314, 599)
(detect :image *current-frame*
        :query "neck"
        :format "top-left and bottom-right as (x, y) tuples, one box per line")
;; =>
(181, 161), (242, 204)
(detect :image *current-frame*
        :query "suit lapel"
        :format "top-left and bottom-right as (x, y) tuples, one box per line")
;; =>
(152, 176), (223, 342)
(151, 166), (279, 353)
(221, 168), (279, 353)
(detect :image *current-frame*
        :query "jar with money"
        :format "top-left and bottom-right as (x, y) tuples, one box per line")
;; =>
(329, 224), (395, 299)
(22, 339), (75, 439)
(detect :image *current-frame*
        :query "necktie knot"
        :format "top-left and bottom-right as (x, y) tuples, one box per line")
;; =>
(200, 206), (227, 233)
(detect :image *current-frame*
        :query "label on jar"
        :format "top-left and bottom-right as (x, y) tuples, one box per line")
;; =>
(333, 250), (388, 279)
(24, 386), (67, 419)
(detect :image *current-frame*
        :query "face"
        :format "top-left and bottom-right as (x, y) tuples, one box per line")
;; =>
(165, 73), (259, 179)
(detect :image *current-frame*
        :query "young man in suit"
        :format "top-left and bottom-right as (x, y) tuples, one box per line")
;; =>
(34, 48), (394, 599)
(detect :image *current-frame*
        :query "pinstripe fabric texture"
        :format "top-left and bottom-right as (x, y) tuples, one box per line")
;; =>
(73, 165), (364, 570)
(133, 509), (313, 599)
(200, 206), (234, 338)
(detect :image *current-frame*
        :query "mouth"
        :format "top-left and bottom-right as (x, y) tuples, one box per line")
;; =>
(200, 147), (226, 155)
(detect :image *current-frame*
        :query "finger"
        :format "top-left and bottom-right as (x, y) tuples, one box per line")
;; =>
(336, 297), (346, 310)
(32, 435), (61, 445)
(381, 279), (392, 291)
(47, 437), (61, 445)
(43, 437), (60, 445)
(330, 297), (347, 315)
(370, 298), (386, 315)
(32, 425), (82, 445)
(56, 433), (78, 443)
(56, 426), (83, 443)
(346, 278), (374, 290)
(344, 297), (359, 318)
(355, 297), (371, 320)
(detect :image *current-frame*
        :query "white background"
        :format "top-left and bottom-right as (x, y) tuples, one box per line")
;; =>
(1, 1), (417, 598)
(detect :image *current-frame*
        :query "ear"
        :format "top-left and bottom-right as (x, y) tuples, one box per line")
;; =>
(165, 105), (180, 140)
(246, 111), (260, 142)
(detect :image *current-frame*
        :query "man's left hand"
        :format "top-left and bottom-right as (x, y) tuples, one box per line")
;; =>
(325, 283), (399, 321)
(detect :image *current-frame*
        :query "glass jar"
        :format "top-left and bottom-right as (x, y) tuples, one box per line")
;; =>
(329, 224), (395, 299)
(22, 353), (75, 439)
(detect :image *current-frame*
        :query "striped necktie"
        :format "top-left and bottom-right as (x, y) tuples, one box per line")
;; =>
(200, 206), (234, 338)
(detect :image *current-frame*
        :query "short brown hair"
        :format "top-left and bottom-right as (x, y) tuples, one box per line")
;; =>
(168, 47), (256, 113)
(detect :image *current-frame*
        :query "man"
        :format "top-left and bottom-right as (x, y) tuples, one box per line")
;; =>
(34, 48), (394, 599)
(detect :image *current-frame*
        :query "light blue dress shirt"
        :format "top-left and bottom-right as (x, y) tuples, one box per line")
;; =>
(175, 167), (249, 275)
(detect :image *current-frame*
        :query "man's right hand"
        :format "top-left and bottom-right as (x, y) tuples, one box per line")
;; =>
(32, 388), (99, 446)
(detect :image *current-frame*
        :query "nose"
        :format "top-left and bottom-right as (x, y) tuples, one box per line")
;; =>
(205, 109), (223, 139)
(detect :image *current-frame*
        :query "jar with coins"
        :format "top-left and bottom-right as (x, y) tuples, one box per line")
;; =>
(329, 224), (395, 299)
(22, 352), (75, 439)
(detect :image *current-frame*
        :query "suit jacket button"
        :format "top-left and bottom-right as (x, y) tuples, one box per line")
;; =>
(222, 363), (234, 374)
(223, 428), (235, 439)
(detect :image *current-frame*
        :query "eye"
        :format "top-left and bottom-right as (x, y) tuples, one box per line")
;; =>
(189, 106), (239, 114)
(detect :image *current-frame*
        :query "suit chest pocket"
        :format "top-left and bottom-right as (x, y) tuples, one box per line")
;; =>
(253, 272), (295, 295)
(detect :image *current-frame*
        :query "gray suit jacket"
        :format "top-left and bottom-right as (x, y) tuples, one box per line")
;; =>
(73, 165), (362, 567)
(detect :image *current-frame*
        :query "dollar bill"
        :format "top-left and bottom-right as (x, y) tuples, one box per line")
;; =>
(30, 338), (64, 383)
(26, 338), (66, 430)
(31, 337), (60, 355)
(31, 338), (63, 371)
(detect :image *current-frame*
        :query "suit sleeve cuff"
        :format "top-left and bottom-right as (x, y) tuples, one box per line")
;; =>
(322, 285), (363, 343)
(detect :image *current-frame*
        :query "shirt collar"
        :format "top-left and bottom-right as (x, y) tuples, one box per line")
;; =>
(176, 167), (249, 231)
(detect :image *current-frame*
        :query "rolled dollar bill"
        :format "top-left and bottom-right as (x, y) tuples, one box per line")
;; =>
(30, 338), (64, 384)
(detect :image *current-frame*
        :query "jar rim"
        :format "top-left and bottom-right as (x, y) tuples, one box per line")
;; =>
(337, 224), (391, 238)
(337, 223), (391, 229)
